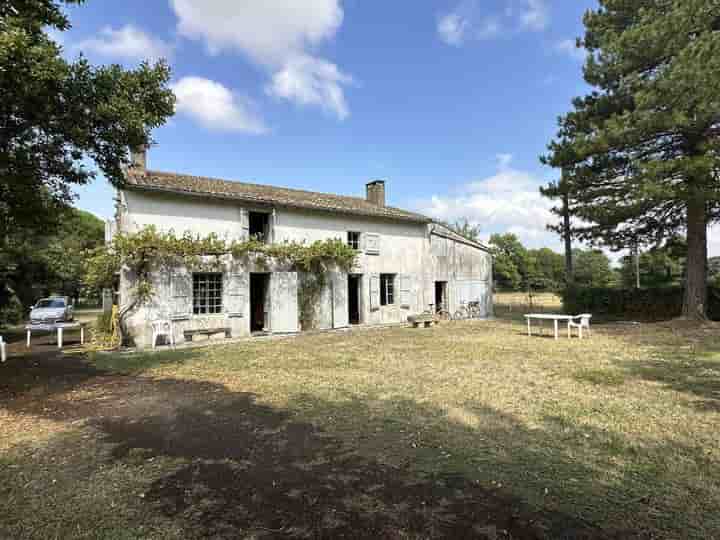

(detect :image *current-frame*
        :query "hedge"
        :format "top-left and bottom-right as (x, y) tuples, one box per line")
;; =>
(561, 285), (720, 321)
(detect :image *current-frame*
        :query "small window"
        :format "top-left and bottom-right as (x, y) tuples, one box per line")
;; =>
(347, 231), (361, 250)
(249, 212), (270, 243)
(380, 274), (395, 306)
(193, 273), (223, 314)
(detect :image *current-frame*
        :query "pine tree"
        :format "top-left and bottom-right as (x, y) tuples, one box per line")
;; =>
(542, 0), (720, 319)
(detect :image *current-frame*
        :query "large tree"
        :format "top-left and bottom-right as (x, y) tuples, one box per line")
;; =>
(0, 0), (175, 242)
(542, 0), (720, 319)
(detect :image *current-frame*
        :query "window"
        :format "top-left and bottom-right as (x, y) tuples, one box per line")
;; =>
(249, 212), (270, 243)
(347, 231), (361, 250)
(380, 274), (395, 306)
(193, 273), (223, 314)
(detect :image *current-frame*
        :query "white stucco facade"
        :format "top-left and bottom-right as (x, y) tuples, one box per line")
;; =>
(116, 188), (493, 349)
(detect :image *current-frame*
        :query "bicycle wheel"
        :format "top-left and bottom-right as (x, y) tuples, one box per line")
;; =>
(437, 309), (451, 321)
(453, 308), (467, 320)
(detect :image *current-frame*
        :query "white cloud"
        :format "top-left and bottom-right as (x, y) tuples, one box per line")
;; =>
(519, 0), (549, 31)
(555, 38), (585, 62)
(415, 155), (561, 250)
(170, 0), (351, 119)
(76, 25), (173, 62)
(438, 0), (549, 46)
(266, 55), (351, 120)
(171, 77), (268, 134)
(437, 13), (469, 46)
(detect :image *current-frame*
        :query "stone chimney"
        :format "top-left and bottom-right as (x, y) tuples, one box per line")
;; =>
(366, 180), (386, 206)
(129, 145), (148, 174)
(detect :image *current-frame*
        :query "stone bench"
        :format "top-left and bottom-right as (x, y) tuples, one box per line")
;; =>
(408, 314), (437, 329)
(183, 327), (232, 342)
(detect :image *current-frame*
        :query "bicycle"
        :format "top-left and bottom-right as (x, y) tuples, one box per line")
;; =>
(454, 300), (482, 320)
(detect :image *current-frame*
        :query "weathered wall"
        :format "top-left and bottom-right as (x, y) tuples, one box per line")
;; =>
(118, 189), (493, 348)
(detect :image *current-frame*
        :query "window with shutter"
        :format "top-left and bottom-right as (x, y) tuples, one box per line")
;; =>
(370, 274), (380, 311)
(171, 271), (192, 319)
(365, 233), (380, 255)
(399, 275), (411, 309)
(226, 273), (246, 317)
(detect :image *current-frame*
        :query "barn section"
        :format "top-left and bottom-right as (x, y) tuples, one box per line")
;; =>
(424, 224), (493, 318)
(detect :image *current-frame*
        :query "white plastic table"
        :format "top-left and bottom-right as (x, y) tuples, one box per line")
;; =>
(524, 314), (575, 340)
(25, 322), (86, 349)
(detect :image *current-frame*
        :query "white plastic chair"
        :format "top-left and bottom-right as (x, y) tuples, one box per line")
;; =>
(0, 335), (5, 363)
(150, 320), (175, 349)
(568, 314), (592, 339)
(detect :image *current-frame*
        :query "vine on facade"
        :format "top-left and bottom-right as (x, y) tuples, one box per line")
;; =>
(85, 226), (357, 304)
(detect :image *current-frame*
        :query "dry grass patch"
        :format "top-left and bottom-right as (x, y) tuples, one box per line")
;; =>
(1, 318), (719, 538)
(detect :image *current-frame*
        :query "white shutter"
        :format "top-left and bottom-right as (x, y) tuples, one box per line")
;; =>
(370, 274), (380, 311)
(365, 233), (380, 255)
(225, 273), (247, 318)
(240, 208), (250, 240)
(171, 270), (192, 319)
(270, 209), (277, 244)
(399, 275), (411, 309)
(331, 272), (349, 328)
(270, 272), (299, 333)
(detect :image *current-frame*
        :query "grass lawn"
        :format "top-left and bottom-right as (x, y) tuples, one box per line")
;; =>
(1, 315), (719, 538)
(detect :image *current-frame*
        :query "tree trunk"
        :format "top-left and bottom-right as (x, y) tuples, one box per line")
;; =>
(682, 194), (708, 319)
(562, 192), (573, 283)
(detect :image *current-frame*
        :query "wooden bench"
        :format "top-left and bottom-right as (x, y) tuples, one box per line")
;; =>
(183, 327), (232, 341)
(408, 314), (437, 328)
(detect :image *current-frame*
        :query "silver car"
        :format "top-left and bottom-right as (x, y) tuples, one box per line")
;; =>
(30, 297), (74, 325)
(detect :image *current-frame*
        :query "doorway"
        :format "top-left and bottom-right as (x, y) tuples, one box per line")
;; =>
(435, 281), (448, 313)
(250, 273), (270, 333)
(348, 275), (361, 325)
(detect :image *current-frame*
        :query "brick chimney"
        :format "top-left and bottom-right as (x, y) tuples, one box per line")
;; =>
(130, 145), (148, 174)
(366, 180), (386, 206)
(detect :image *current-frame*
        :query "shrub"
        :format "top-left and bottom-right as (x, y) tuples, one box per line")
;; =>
(561, 285), (720, 321)
(0, 295), (25, 327)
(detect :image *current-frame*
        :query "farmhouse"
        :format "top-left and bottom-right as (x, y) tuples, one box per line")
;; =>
(110, 149), (493, 348)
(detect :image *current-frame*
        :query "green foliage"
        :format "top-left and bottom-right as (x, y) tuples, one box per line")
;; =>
(85, 226), (358, 307)
(528, 248), (566, 290)
(0, 0), (175, 243)
(0, 206), (105, 317)
(619, 238), (687, 288)
(541, 0), (720, 317)
(445, 218), (481, 242)
(572, 249), (614, 288)
(0, 295), (24, 327)
(562, 285), (720, 321)
(488, 234), (530, 290)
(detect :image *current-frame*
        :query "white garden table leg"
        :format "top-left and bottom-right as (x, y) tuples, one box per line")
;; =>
(1, 338), (5, 363)
(80, 326), (85, 345)
(58, 327), (63, 349)
(554, 319), (558, 340)
(26, 329), (31, 348)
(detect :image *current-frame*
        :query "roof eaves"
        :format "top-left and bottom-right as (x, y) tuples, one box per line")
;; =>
(123, 180), (432, 224)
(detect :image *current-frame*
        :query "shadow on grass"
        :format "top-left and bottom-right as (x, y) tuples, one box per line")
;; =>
(1, 370), (645, 540)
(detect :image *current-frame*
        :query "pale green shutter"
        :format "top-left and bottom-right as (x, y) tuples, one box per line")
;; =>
(171, 271), (192, 319)
(225, 273), (247, 317)
(399, 275), (411, 309)
(370, 274), (380, 311)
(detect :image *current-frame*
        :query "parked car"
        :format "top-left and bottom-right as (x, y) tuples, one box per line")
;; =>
(29, 297), (74, 325)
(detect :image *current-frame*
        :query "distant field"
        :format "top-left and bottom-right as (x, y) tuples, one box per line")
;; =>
(494, 291), (563, 316)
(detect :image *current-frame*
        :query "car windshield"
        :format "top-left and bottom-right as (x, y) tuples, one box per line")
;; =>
(36, 299), (65, 308)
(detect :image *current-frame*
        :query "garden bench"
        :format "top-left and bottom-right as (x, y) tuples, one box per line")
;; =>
(408, 314), (437, 328)
(183, 327), (232, 341)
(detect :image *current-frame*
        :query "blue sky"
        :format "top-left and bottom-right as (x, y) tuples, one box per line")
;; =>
(61, 0), (598, 251)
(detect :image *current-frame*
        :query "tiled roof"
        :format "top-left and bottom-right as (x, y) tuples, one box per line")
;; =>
(430, 223), (490, 252)
(125, 170), (431, 224)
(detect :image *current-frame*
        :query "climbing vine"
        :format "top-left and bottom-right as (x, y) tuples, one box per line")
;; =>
(84, 226), (358, 338)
